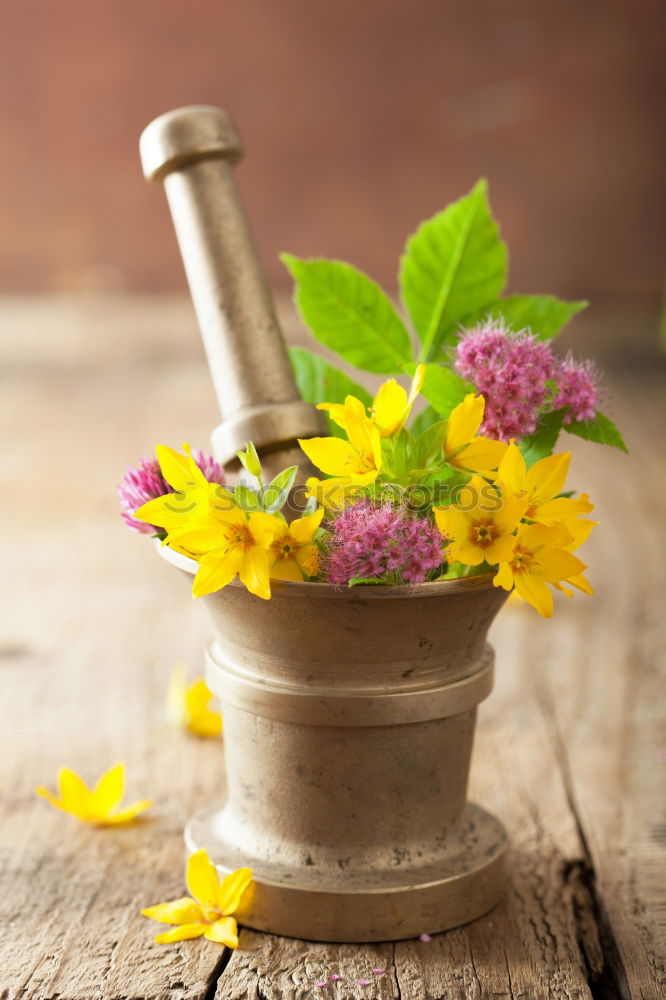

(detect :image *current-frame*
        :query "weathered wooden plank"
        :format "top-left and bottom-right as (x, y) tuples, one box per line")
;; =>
(0, 298), (663, 1000)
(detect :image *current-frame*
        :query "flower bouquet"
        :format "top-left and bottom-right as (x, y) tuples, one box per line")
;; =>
(121, 178), (625, 941)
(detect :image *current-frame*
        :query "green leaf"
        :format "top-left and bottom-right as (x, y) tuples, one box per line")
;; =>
(234, 485), (260, 511)
(282, 254), (412, 374)
(409, 404), (439, 437)
(519, 409), (567, 465)
(565, 412), (628, 453)
(416, 364), (469, 419)
(267, 465), (298, 496)
(413, 420), (448, 468)
(485, 295), (588, 340)
(261, 467), (298, 513)
(288, 347), (372, 438)
(399, 180), (507, 361)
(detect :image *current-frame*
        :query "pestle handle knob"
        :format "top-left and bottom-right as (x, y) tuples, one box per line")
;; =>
(139, 106), (325, 469)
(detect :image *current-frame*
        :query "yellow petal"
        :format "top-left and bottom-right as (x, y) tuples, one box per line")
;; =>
(372, 379), (407, 436)
(248, 511), (287, 548)
(537, 549), (587, 584)
(186, 849), (220, 909)
(449, 437), (507, 474)
(493, 562), (514, 591)
(497, 440), (526, 494)
(185, 680), (222, 738)
(295, 543), (320, 578)
(535, 495), (595, 525)
(288, 507), (325, 545)
(563, 572), (594, 596)
(35, 786), (70, 813)
(525, 452), (570, 505)
(157, 444), (207, 492)
(446, 394), (484, 452)
(317, 402), (349, 432)
(237, 545), (272, 600)
(205, 916), (239, 947)
(141, 898), (204, 925)
(270, 558), (304, 582)
(58, 768), (93, 816)
(103, 799), (152, 824)
(192, 549), (243, 598)
(217, 867), (253, 915)
(515, 573), (553, 617)
(155, 923), (207, 944)
(91, 764), (125, 814)
(298, 437), (362, 477)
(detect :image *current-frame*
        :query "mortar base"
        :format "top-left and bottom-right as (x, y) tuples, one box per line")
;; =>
(185, 801), (507, 942)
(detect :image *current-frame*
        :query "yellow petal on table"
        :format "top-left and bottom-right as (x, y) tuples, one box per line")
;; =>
(204, 916), (239, 947)
(58, 767), (93, 814)
(154, 923), (208, 944)
(35, 785), (72, 813)
(187, 849), (220, 909)
(217, 867), (253, 915)
(185, 680), (222, 738)
(91, 763), (125, 814)
(141, 898), (205, 925)
(102, 799), (152, 825)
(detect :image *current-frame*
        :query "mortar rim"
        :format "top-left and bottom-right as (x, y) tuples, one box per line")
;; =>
(154, 539), (499, 599)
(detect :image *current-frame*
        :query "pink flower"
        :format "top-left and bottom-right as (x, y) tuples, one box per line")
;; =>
(455, 321), (602, 440)
(324, 501), (443, 586)
(552, 353), (599, 424)
(118, 449), (225, 534)
(455, 321), (556, 441)
(419, 932), (432, 942)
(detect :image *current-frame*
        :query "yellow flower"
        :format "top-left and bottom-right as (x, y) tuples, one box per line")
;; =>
(443, 394), (507, 475)
(318, 366), (426, 439)
(553, 516), (598, 597)
(497, 441), (594, 524)
(142, 849), (252, 946)
(36, 764), (151, 825)
(166, 664), (222, 738)
(166, 508), (273, 600)
(434, 476), (527, 566)
(134, 443), (233, 532)
(299, 403), (382, 495)
(493, 523), (588, 617)
(251, 508), (324, 581)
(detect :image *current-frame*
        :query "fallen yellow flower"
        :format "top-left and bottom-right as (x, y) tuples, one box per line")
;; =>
(142, 849), (253, 946)
(166, 664), (222, 738)
(36, 764), (151, 825)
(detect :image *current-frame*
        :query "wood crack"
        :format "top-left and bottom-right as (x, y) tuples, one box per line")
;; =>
(534, 672), (633, 1000)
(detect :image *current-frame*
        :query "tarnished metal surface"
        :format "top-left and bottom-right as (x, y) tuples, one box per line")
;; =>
(139, 106), (325, 471)
(159, 545), (509, 941)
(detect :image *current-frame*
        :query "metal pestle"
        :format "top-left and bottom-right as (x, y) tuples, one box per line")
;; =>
(139, 106), (326, 481)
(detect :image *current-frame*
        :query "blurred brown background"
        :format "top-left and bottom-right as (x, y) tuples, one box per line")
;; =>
(1, 0), (664, 299)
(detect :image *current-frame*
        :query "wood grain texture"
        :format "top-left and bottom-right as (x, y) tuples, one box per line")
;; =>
(0, 296), (663, 1000)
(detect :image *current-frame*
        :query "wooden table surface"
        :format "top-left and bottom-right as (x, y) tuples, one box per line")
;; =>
(1, 295), (664, 1000)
